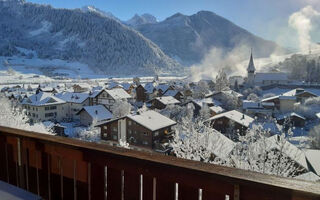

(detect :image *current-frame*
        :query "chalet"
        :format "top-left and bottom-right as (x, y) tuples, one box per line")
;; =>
(77, 105), (113, 126)
(187, 98), (224, 117)
(163, 89), (184, 101)
(282, 88), (318, 103)
(156, 84), (174, 96)
(242, 100), (275, 116)
(21, 92), (66, 123)
(205, 110), (254, 138)
(120, 82), (135, 94)
(72, 83), (90, 93)
(135, 82), (160, 102)
(276, 112), (306, 127)
(92, 88), (131, 110)
(149, 96), (180, 110)
(135, 84), (147, 102)
(97, 110), (176, 151)
(252, 135), (308, 176)
(262, 95), (296, 113)
(305, 149), (320, 176)
(55, 92), (90, 121)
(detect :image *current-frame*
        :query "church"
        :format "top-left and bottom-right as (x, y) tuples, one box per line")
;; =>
(246, 52), (291, 87)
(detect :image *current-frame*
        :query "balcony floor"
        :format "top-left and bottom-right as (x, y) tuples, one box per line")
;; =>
(0, 181), (41, 200)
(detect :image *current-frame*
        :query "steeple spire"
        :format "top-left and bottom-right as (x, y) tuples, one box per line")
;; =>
(247, 49), (255, 73)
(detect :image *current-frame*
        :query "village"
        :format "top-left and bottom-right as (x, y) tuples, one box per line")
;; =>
(1, 52), (320, 182)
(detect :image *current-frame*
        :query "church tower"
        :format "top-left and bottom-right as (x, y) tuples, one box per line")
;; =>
(247, 50), (256, 86)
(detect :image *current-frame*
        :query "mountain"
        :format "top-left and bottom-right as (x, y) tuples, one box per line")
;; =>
(126, 13), (157, 27)
(0, 1), (181, 76)
(136, 11), (282, 66)
(81, 5), (120, 22)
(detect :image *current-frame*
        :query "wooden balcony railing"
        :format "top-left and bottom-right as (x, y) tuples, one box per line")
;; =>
(0, 125), (319, 200)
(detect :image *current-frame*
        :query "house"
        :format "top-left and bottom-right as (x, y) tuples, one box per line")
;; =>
(155, 84), (174, 96)
(55, 92), (90, 120)
(97, 110), (176, 151)
(282, 88), (318, 103)
(163, 89), (184, 101)
(135, 82), (158, 102)
(246, 52), (291, 86)
(77, 105), (113, 126)
(92, 88), (132, 110)
(149, 96), (180, 110)
(276, 112), (306, 127)
(120, 82), (135, 94)
(21, 92), (66, 123)
(305, 149), (320, 176)
(187, 98), (224, 117)
(262, 95), (296, 113)
(242, 100), (275, 116)
(72, 83), (90, 93)
(252, 135), (308, 176)
(205, 110), (254, 138)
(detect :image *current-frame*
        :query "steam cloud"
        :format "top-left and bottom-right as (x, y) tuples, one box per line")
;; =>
(289, 5), (320, 52)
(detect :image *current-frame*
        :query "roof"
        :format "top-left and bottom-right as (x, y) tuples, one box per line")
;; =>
(21, 92), (65, 106)
(55, 92), (89, 104)
(276, 112), (306, 121)
(305, 149), (320, 176)
(106, 88), (131, 100)
(155, 96), (180, 105)
(79, 105), (113, 122)
(243, 100), (262, 109)
(127, 110), (176, 131)
(247, 52), (256, 72)
(209, 106), (225, 114)
(282, 88), (318, 97)
(207, 129), (236, 160)
(254, 73), (288, 83)
(262, 95), (280, 102)
(192, 98), (222, 107)
(163, 89), (181, 97)
(206, 110), (254, 128)
(295, 172), (320, 182)
(143, 82), (156, 94)
(121, 82), (133, 90)
(279, 96), (296, 100)
(156, 84), (170, 93)
(251, 135), (308, 170)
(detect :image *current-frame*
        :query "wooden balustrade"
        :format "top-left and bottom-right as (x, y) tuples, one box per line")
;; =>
(0, 125), (319, 200)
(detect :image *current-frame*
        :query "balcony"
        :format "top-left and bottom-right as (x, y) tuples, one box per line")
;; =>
(0, 125), (319, 200)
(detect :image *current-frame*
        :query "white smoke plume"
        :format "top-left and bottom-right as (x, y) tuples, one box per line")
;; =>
(289, 5), (320, 52)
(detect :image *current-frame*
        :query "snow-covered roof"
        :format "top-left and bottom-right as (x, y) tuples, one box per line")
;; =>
(262, 95), (280, 102)
(251, 135), (308, 170)
(282, 88), (318, 97)
(209, 105), (225, 114)
(22, 92), (65, 106)
(193, 98), (222, 107)
(81, 105), (113, 121)
(143, 82), (156, 94)
(156, 96), (180, 105)
(163, 89), (180, 97)
(106, 88), (131, 100)
(207, 129), (236, 160)
(254, 72), (288, 83)
(89, 90), (102, 98)
(305, 149), (320, 176)
(316, 112), (320, 119)
(276, 112), (306, 120)
(279, 96), (296, 100)
(156, 84), (170, 92)
(121, 82), (133, 90)
(55, 92), (89, 104)
(243, 100), (262, 109)
(127, 110), (176, 131)
(295, 172), (320, 182)
(206, 110), (254, 128)
(73, 83), (91, 89)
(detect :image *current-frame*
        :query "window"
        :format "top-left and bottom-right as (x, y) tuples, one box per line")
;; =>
(143, 132), (148, 136)
(103, 126), (108, 130)
(142, 141), (148, 145)
(128, 129), (132, 134)
(154, 131), (159, 137)
(128, 121), (132, 126)
(45, 107), (49, 111)
(112, 135), (118, 140)
(217, 121), (223, 125)
(103, 133), (108, 138)
(112, 126), (118, 132)
(45, 113), (54, 118)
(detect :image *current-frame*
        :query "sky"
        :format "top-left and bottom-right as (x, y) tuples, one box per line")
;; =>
(27, 0), (320, 49)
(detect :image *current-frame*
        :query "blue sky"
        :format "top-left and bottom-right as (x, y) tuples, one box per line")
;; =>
(27, 0), (320, 48)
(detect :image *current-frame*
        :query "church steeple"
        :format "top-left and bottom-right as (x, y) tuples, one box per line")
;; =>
(247, 49), (256, 73)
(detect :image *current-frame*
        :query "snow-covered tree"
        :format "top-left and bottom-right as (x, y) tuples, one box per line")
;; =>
(247, 93), (259, 102)
(309, 125), (320, 149)
(294, 97), (320, 119)
(192, 81), (209, 99)
(215, 69), (229, 92)
(111, 99), (132, 118)
(0, 96), (52, 134)
(74, 120), (100, 142)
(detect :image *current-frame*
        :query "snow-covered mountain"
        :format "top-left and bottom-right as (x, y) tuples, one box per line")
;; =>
(126, 14), (158, 27)
(0, 0), (181, 76)
(136, 11), (282, 66)
(81, 5), (120, 22)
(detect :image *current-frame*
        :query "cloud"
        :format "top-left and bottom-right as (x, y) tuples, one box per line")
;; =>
(289, 5), (320, 52)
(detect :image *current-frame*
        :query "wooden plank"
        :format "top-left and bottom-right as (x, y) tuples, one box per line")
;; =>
(124, 171), (140, 200)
